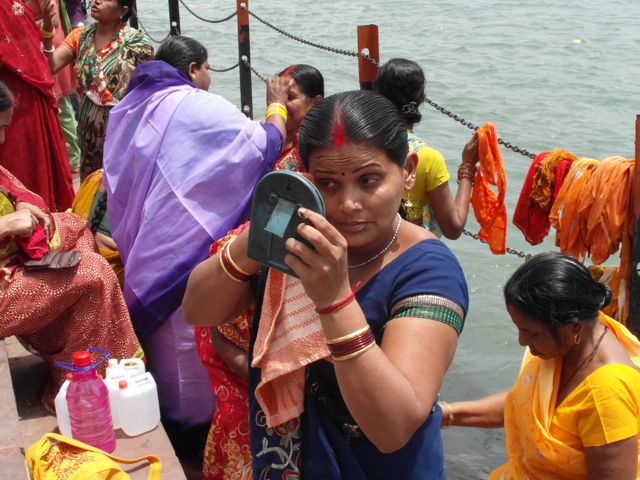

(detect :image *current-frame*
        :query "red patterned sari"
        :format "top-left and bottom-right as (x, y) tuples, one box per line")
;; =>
(196, 149), (304, 479)
(0, 166), (142, 408)
(0, 0), (74, 211)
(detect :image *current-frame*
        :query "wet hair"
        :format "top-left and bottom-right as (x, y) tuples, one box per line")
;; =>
(298, 90), (408, 169)
(0, 82), (14, 111)
(504, 252), (612, 339)
(118, 0), (134, 23)
(154, 36), (208, 78)
(278, 64), (324, 99)
(374, 58), (426, 125)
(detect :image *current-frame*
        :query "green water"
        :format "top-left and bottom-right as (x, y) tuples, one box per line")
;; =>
(136, 1), (640, 476)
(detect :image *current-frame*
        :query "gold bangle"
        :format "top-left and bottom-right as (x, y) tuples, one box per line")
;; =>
(326, 325), (371, 345)
(331, 341), (375, 362)
(224, 240), (252, 277)
(39, 24), (56, 39)
(438, 400), (455, 427)
(218, 251), (245, 283)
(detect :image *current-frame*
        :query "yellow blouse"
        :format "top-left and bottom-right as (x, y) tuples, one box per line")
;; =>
(551, 364), (640, 448)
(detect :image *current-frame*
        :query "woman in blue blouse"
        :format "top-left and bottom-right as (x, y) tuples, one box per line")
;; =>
(184, 90), (469, 479)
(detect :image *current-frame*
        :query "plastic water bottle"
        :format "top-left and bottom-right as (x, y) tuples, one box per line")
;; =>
(54, 373), (73, 437)
(66, 351), (116, 452)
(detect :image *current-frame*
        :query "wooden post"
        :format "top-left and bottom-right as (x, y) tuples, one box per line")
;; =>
(630, 115), (640, 334)
(129, 0), (138, 29)
(357, 25), (379, 90)
(237, 0), (253, 118)
(168, 0), (181, 36)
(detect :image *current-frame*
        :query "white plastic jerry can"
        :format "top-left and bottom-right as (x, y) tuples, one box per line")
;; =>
(54, 373), (73, 437)
(103, 357), (147, 430)
(117, 372), (161, 437)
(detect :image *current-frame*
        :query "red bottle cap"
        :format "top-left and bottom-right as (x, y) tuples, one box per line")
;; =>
(118, 380), (128, 389)
(72, 351), (92, 367)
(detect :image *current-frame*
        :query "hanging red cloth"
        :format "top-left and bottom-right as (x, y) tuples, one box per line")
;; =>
(0, 0), (74, 211)
(513, 150), (576, 245)
(471, 123), (507, 254)
(513, 152), (549, 245)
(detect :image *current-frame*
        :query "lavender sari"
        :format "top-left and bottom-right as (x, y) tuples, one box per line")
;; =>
(103, 60), (281, 424)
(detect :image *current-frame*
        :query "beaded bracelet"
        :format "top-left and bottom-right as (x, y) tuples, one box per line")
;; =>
(39, 24), (56, 39)
(327, 325), (376, 361)
(265, 102), (288, 123)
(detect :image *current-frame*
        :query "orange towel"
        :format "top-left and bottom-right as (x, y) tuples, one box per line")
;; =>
(251, 270), (330, 427)
(471, 123), (507, 254)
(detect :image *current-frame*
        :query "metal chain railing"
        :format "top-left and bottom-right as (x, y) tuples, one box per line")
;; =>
(424, 98), (536, 160)
(132, 7), (170, 44)
(178, 0), (237, 24)
(208, 62), (240, 73)
(462, 229), (532, 259)
(242, 6), (377, 67)
(242, 58), (267, 82)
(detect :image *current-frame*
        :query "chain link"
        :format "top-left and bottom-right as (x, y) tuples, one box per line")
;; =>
(424, 98), (536, 160)
(132, 7), (170, 44)
(243, 7), (377, 66)
(178, 0), (237, 24)
(208, 62), (240, 73)
(462, 229), (532, 260)
(242, 58), (267, 82)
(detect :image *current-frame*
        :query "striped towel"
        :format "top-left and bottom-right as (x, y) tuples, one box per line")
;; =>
(252, 269), (330, 427)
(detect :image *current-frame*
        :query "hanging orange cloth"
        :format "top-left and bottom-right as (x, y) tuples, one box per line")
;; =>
(549, 158), (599, 260)
(577, 156), (634, 265)
(471, 123), (507, 254)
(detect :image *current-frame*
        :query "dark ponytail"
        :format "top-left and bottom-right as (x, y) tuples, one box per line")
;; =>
(374, 58), (426, 125)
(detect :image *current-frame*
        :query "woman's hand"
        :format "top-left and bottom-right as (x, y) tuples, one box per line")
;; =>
(266, 76), (292, 107)
(38, 0), (59, 30)
(284, 208), (352, 309)
(0, 210), (38, 239)
(16, 202), (54, 241)
(461, 132), (479, 165)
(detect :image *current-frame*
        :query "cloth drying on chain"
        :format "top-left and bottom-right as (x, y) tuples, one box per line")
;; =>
(471, 123), (507, 254)
(513, 150), (575, 245)
(549, 158), (599, 260)
(577, 156), (634, 265)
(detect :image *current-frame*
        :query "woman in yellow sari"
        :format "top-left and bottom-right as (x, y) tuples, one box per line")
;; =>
(441, 252), (640, 479)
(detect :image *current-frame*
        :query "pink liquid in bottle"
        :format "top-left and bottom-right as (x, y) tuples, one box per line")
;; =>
(66, 351), (116, 452)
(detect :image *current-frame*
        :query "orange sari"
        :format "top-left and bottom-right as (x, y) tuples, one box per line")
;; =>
(491, 313), (640, 479)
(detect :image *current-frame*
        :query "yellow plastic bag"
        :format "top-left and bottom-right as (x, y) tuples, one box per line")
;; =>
(26, 433), (161, 480)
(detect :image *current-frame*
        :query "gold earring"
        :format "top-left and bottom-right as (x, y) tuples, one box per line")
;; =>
(574, 332), (581, 344)
(190, 74), (195, 81)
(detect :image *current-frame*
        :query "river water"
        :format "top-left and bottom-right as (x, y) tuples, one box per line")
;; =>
(135, 1), (640, 477)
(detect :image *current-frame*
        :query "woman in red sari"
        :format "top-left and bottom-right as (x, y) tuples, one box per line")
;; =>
(195, 64), (323, 480)
(0, 82), (142, 408)
(0, 0), (73, 211)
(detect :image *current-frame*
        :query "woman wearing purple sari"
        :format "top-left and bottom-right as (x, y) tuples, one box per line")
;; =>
(102, 36), (289, 436)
